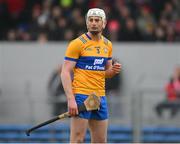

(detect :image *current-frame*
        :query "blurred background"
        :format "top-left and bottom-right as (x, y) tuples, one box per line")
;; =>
(0, 0), (180, 143)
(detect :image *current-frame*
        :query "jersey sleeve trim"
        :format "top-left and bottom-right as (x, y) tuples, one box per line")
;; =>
(65, 57), (78, 62)
(107, 57), (112, 60)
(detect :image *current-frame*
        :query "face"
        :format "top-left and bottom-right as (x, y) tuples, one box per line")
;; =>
(86, 16), (106, 35)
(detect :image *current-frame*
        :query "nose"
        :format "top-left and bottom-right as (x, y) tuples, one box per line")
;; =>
(91, 20), (97, 26)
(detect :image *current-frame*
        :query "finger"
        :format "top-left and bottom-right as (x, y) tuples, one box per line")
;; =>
(113, 63), (121, 66)
(113, 64), (121, 68)
(70, 108), (78, 116)
(76, 108), (79, 115)
(112, 67), (121, 73)
(113, 66), (121, 71)
(73, 108), (79, 116)
(69, 109), (75, 116)
(71, 110), (76, 116)
(114, 67), (121, 71)
(69, 107), (75, 116)
(68, 108), (73, 115)
(113, 66), (121, 70)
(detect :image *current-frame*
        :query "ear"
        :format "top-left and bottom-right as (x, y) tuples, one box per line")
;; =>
(85, 15), (88, 24)
(86, 17), (89, 27)
(103, 20), (107, 29)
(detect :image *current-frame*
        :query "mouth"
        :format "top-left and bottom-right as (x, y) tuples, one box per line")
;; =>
(91, 27), (98, 30)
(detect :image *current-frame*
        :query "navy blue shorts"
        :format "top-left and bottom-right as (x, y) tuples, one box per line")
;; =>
(75, 94), (108, 120)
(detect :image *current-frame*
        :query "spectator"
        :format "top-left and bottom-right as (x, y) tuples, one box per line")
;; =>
(47, 65), (66, 115)
(137, 5), (155, 41)
(107, 19), (120, 41)
(166, 25), (176, 42)
(155, 66), (180, 118)
(154, 26), (166, 42)
(1, 0), (180, 42)
(47, 65), (74, 115)
(6, 29), (17, 41)
(49, 17), (67, 41)
(120, 17), (141, 41)
(37, 32), (48, 43)
(64, 29), (74, 41)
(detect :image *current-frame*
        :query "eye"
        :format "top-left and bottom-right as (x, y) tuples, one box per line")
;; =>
(95, 19), (100, 22)
(89, 18), (93, 22)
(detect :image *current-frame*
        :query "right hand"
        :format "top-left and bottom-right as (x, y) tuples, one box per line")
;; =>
(67, 97), (78, 116)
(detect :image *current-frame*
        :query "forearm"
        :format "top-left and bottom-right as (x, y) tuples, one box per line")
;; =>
(105, 69), (115, 78)
(61, 71), (74, 100)
(106, 62), (121, 78)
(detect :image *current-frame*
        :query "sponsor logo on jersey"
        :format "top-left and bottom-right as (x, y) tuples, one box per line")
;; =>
(93, 58), (104, 65)
(103, 47), (108, 54)
(85, 65), (105, 70)
(84, 47), (93, 51)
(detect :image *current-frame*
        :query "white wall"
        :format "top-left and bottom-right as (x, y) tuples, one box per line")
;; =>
(0, 43), (67, 99)
(114, 43), (180, 96)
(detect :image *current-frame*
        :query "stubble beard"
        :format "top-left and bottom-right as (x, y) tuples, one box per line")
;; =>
(89, 29), (103, 35)
(90, 31), (100, 35)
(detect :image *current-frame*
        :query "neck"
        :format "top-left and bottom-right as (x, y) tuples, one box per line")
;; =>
(87, 32), (102, 41)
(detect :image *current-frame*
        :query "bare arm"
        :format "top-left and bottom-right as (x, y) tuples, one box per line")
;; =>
(61, 60), (78, 116)
(105, 60), (121, 78)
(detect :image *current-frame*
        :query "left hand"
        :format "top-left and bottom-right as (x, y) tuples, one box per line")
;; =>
(112, 62), (121, 74)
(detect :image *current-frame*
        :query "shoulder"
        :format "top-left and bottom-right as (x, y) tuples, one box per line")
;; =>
(68, 34), (88, 47)
(78, 34), (89, 44)
(102, 36), (112, 48)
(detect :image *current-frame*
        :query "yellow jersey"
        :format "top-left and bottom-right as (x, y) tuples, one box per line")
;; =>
(65, 33), (112, 96)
